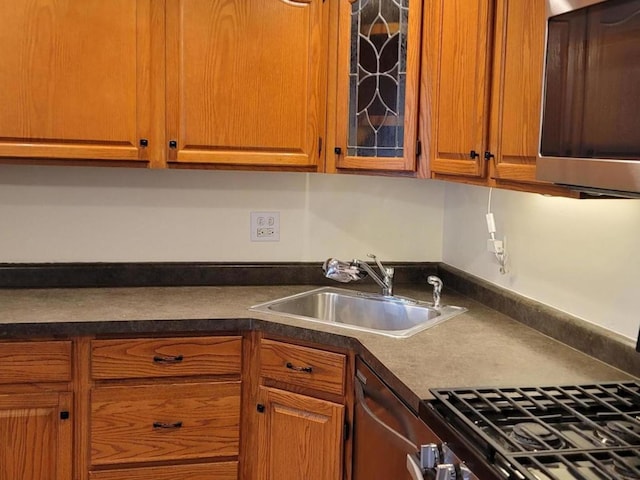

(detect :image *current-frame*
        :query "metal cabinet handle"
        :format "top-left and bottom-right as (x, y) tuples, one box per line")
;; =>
(469, 150), (480, 159)
(152, 421), (183, 429)
(153, 354), (184, 364)
(286, 362), (313, 373)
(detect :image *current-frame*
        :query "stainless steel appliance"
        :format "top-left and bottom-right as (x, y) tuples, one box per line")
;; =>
(353, 358), (483, 479)
(537, 0), (640, 197)
(423, 381), (640, 479)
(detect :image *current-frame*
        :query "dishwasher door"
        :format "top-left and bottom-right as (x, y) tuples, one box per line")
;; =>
(353, 358), (440, 480)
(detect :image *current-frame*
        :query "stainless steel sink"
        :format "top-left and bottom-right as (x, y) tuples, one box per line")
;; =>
(249, 287), (466, 338)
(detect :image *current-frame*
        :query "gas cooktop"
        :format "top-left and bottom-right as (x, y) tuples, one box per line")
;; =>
(430, 381), (640, 480)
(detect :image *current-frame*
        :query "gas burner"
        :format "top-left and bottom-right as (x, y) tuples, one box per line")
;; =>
(613, 455), (640, 479)
(594, 421), (640, 447)
(510, 422), (564, 451)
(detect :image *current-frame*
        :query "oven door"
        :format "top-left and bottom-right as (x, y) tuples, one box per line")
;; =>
(353, 360), (444, 480)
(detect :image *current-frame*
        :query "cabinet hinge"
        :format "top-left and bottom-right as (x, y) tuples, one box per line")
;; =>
(344, 420), (350, 441)
(60, 411), (70, 420)
(318, 137), (323, 156)
(416, 140), (422, 157)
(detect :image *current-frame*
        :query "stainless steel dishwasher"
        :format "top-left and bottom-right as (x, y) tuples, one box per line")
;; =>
(353, 358), (479, 480)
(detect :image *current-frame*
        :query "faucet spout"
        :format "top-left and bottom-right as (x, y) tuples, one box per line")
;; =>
(323, 254), (394, 297)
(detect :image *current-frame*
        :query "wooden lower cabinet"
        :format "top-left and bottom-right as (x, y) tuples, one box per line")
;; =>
(85, 335), (243, 480)
(0, 334), (350, 480)
(91, 382), (241, 466)
(255, 386), (345, 480)
(0, 392), (73, 480)
(88, 462), (238, 480)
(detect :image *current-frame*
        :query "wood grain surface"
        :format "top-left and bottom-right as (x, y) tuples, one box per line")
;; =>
(91, 381), (240, 466)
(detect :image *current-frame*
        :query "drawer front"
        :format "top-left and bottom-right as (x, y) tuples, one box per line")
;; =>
(91, 381), (240, 466)
(89, 461), (238, 480)
(91, 336), (241, 380)
(260, 339), (346, 396)
(0, 341), (72, 384)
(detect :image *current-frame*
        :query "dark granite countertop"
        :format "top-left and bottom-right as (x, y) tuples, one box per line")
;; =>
(0, 283), (633, 409)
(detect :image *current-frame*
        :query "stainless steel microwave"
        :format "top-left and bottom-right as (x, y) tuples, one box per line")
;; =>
(537, 0), (640, 197)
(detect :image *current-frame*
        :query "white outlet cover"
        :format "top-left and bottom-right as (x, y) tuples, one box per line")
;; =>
(250, 211), (280, 242)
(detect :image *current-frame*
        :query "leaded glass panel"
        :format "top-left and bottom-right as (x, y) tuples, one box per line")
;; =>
(347, 0), (409, 158)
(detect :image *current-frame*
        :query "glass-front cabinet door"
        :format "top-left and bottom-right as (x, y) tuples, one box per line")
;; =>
(332, 0), (423, 172)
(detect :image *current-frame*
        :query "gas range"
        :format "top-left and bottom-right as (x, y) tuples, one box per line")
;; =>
(423, 381), (640, 480)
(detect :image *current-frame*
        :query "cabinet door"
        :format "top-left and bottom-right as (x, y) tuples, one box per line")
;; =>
(489, 0), (546, 184)
(256, 387), (344, 480)
(332, 0), (423, 172)
(428, 0), (492, 177)
(166, 0), (328, 169)
(0, 392), (72, 480)
(0, 0), (160, 165)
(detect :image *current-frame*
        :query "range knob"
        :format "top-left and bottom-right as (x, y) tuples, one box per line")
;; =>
(420, 443), (440, 469)
(435, 464), (456, 480)
(458, 464), (472, 480)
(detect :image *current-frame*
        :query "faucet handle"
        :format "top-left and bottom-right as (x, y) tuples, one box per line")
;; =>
(367, 253), (394, 276)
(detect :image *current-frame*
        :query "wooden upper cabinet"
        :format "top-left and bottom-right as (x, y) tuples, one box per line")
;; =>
(0, 0), (162, 166)
(330, 0), (423, 173)
(489, 0), (549, 185)
(427, 0), (492, 178)
(165, 0), (329, 169)
(488, 0), (575, 195)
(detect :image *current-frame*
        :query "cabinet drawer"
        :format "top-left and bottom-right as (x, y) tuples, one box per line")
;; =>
(91, 381), (240, 466)
(260, 339), (346, 396)
(91, 336), (241, 380)
(0, 341), (71, 384)
(89, 461), (238, 480)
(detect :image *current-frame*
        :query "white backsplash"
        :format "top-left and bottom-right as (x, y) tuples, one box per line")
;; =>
(1, 164), (637, 340)
(443, 182), (640, 340)
(0, 165), (444, 263)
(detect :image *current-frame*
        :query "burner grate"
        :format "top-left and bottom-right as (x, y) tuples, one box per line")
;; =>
(432, 382), (640, 456)
(503, 448), (640, 480)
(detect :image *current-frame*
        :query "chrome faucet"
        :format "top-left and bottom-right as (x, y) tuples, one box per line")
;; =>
(323, 254), (395, 297)
(427, 275), (443, 309)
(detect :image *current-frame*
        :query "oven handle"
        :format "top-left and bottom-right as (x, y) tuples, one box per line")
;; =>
(354, 374), (420, 458)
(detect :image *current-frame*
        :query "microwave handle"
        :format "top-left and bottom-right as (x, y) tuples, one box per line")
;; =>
(407, 453), (425, 480)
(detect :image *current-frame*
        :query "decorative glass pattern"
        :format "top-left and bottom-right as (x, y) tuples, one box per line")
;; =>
(348, 0), (409, 158)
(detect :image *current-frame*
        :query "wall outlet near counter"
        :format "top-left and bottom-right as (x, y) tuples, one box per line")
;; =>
(250, 211), (280, 242)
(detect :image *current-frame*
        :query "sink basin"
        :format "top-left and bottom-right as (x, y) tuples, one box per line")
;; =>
(249, 287), (466, 338)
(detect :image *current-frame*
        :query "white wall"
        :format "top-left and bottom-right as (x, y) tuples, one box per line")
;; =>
(0, 165), (444, 263)
(442, 182), (640, 340)
(3, 164), (637, 340)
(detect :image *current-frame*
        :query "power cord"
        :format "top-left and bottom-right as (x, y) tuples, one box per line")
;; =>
(486, 188), (508, 274)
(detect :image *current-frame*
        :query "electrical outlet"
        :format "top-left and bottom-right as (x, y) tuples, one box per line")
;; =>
(250, 212), (280, 242)
(487, 239), (504, 254)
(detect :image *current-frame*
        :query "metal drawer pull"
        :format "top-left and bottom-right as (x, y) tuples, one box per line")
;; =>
(153, 354), (184, 364)
(286, 362), (313, 373)
(153, 421), (183, 430)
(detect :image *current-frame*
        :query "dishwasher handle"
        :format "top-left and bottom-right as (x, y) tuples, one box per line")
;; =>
(354, 373), (420, 460)
(407, 453), (424, 480)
